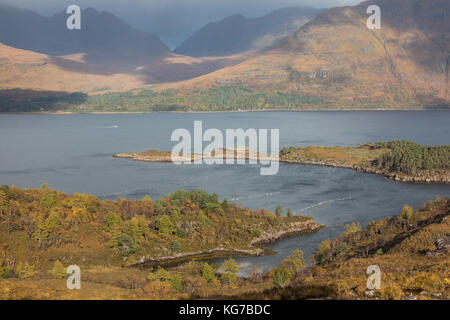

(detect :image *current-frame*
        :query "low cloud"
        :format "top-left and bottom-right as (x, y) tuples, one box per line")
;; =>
(0, 0), (362, 48)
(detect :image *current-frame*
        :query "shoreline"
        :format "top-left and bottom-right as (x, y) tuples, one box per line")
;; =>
(114, 150), (450, 185)
(1, 109), (449, 115)
(282, 159), (450, 184)
(131, 220), (323, 269)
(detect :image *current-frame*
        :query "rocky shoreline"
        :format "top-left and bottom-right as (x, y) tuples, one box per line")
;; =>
(130, 219), (323, 268)
(282, 159), (449, 184)
(114, 150), (449, 184)
(113, 152), (173, 162)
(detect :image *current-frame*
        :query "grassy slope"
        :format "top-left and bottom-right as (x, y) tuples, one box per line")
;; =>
(230, 198), (450, 300)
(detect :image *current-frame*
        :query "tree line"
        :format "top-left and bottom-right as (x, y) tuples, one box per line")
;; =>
(375, 140), (449, 175)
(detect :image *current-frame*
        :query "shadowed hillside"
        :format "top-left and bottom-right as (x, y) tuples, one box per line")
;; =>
(0, 5), (170, 67)
(175, 7), (322, 57)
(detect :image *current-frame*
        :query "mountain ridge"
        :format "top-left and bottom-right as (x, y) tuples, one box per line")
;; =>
(174, 7), (322, 57)
(0, 4), (170, 67)
(165, 0), (449, 109)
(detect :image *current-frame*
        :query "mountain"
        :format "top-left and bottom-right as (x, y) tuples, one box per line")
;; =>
(0, 5), (170, 68)
(174, 7), (322, 57)
(0, 5), (249, 95)
(171, 0), (449, 109)
(0, 42), (148, 91)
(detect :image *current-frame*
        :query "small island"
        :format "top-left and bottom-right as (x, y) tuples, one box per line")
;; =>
(114, 140), (450, 184)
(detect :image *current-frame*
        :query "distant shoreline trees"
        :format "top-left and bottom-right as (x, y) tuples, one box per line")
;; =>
(375, 140), (449, 175)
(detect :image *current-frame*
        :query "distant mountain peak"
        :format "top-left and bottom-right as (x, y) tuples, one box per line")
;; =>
(0, 5), (170, 65)
(174, 6), (322, 57)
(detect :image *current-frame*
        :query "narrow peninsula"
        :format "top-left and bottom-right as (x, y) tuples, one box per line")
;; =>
(114, 140), (450, 184)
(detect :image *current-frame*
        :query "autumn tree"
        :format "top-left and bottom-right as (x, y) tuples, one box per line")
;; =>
(0, 189), (9, 216)
(280, 249), (306, 274)
(171, 240), (182, 253)
(314, 239), (332, 264)
(221, 199), (230, 212)
(201, 263), (216, 283)
(287, 208), (294, 218)
(275, 204), (284, 217)
(33, 215), (50, 248)
(401, 205), (413, 220)
(157, 215), (176, 235)
(40, 184), (56, 211)
(16, 261), (35, 279)
(271, 267), (291, 288)
(220, 258), (239, 286)
(104, 212), (121, 232)
(344, 222), (362, 236)
(117, 233), (136, 256)
(4, 200), (19, 235)
(50, 260), (66, 279)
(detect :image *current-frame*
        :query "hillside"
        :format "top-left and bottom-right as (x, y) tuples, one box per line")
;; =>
(165, 0), (449, 109)
(174, 7), (321, 57)
(0, 5), (250, 103)
(0, 43), (151, 97)
(1, 0), (449, 111)
(231, 197), (449, 300)
(0, 186), (320, 292)
(0, 186), (447, 299)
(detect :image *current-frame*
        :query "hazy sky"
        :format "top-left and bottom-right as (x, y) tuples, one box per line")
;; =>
(0, 0), (361, 48)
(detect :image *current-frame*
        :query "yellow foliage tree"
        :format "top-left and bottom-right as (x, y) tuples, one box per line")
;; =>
(49, 260), (66, 279)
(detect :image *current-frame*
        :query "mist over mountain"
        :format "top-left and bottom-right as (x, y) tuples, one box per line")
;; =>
(174, 7), (322, 57)
(0, 4), (170, 66)
(0, 0), (360, 48)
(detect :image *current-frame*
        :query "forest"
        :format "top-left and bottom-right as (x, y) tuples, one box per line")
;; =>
(65, 85), (323, 112)
(0, 90), (87, 112)
(374, 140), (450, 175)
(0, 184), (317, 274)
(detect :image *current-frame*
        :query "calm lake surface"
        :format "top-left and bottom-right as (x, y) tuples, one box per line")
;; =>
(0, 111), (449, 274)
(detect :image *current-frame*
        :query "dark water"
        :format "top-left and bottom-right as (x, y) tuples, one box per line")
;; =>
(0, 111), (449, 275)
